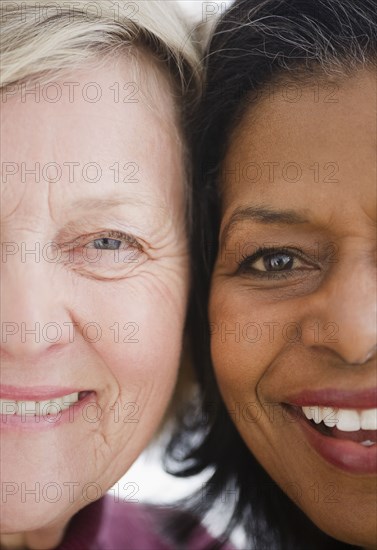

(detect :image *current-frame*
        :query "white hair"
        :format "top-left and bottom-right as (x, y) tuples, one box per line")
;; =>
(0, 0), (201, 95)
(0, 0), (202, 227)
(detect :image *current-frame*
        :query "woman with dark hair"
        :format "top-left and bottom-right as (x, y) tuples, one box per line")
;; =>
(167, 0), (377, 548)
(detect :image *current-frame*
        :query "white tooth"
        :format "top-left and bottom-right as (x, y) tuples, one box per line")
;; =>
(17, 400), (40, 416)
(336, 409), (361, 432)
(302, 406), (322, 423)
(1, 393), (80, 417)
(51, 398), (63, 414)
(0, 399), (18, 415)
(40, 398), (62, 415)
(319, 406), (328, 424)
(38, 399), (50, 414)
(360, 408), (377, 431)
(322, 407), (338, 428)
(55, 398), (64, 413)
(62, 392), (79, 409)
(361, 440), (376, 447)
(312, 406), (322, 424)
(302, 406), (313, 420)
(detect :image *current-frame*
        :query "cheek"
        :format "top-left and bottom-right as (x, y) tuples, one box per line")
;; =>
(75, 270), (188, 427)
(0, 268), (188, 533)
(209, 282), (287, 400)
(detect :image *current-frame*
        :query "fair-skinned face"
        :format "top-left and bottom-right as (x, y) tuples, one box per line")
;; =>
(0, 56), (188, 549)
(209, 70), (376, 548)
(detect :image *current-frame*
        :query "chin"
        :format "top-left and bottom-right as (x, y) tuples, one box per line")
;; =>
(301, 498), (377, 549)
(0, 499), (78, 534)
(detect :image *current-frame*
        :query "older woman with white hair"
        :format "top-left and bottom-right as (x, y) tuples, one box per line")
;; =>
(0, 2), (231, 549)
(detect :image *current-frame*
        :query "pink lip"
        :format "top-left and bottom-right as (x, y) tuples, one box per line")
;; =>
(286, 406), (377, 475)
(0, 385), (82, 400)
(0, 392), (96, 431)
(286, 388), (377, 409)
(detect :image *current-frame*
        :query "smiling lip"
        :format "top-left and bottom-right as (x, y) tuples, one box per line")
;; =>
(0, 390), (96, 431)
(285, 405), (377, 475)
(286, 388), (377, 409)
(0, 385), (84, 401)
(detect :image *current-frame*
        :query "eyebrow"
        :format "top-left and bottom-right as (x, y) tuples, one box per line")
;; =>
(221, 205), (310, 246)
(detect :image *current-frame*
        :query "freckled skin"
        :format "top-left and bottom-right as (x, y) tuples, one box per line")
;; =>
(0, 58), (189, 548)
(210, 70), (376, 548)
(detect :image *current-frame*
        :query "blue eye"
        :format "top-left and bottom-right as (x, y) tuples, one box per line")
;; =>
(92, 237), (122, 250)
(84, 230), (139, 252)
(63, 229), (145, 280)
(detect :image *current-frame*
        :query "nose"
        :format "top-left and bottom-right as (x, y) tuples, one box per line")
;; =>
(1, 254), (74, 360)
(300, 261), (377, 365)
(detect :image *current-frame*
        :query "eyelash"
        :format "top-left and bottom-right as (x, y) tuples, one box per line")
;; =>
(237, 247), (312, 279)
(63, 230), (141, 253)
(84, 230), (141, 250)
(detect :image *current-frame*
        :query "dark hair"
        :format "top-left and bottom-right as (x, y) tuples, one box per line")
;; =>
(166, 0), (377, 548)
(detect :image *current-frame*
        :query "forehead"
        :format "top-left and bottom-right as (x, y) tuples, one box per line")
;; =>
(221, 69), (376, 222)
(0, 55), (184, 218)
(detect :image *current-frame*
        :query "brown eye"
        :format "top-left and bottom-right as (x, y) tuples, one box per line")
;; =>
(237, 247), (314, 279)
(258, 252), (294, 272)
